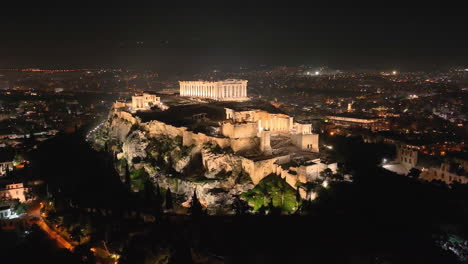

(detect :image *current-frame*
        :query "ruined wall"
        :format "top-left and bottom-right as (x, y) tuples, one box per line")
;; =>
(141, 119), (257, 153)
(182, 130), (231, 149)
(239, 154), (309, 198)
(259, 131), (272, 155)
(291, 133), (319, 152)
(114, 110), (139, 125)
(143, 120), (186, 138)
(230, 137), (259, 153)
(293, 123), (312, 134)
(113, 101), (127, 109)
(256, 112), (292, 132)
(220, 122), (258, 139)
(241, 154), (291, 184)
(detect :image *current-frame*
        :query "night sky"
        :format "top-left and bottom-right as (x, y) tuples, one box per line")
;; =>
(1, 6), (467, 71)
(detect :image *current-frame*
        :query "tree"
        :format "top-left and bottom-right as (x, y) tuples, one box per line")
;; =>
(320, 168), (333, 180)
(125, 163), (131, 191)
(267, 198), (281, 215)
(257, 205), (266, 216)
(143, 180), (156, 204)
(13, 154), (24, 166)
(240, 174), (297, 213)
(73, 244), (96, 263)
(189, 190), (203, 217)
(232, 196), (250, 215)
(407, 168), (421, 179)
(165, 188), (173, 210)
(295, 187), (302, 213)
(70, 226), (84, 244)
(154, 184), (163, 216)
(14, 203), (28, 215)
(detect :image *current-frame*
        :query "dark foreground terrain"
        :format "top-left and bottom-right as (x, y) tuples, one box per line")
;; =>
(2, 131), (467, 263)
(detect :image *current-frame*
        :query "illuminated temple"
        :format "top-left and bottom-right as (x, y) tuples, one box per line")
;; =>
(179, 79), (248, 101)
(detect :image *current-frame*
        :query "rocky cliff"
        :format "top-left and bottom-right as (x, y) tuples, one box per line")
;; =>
(90, 109), (255, 212)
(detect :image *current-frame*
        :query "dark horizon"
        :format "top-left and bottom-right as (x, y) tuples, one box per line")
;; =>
(1, 6), (467, 72)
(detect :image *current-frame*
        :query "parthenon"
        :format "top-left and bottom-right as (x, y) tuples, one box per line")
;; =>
(179, 79), (248, 101)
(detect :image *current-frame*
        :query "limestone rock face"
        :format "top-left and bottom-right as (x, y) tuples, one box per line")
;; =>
(173, 155), (190, 173)
(151, 173), (254, 210)
(109, 117), (132, 143)
(201, 148), (241, 179)
(122, 130), (148, 164)
(92, 110), (257, 212)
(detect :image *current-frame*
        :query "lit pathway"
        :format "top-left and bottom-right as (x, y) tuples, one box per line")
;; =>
(36, 218), (74, 250)
(27, 201), (74, 250)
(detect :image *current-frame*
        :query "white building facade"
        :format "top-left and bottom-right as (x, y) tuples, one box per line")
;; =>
(131, 93), (162, 112)
(179, 79), (248, 101)
(0, 183), (31, 203)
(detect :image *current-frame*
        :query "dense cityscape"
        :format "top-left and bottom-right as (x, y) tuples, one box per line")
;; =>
(1, 6), (468, 264)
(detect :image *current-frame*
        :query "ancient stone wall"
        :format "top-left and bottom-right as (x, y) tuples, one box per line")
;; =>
(143, 120), (186, 138)
(291, 133), (319, 152)
(241, 154), (290, 184)
(220, 122), (258, 139)
(182, 130), (231, 149)
(230, 137), (259, 153)
(114, 110), (139, 125)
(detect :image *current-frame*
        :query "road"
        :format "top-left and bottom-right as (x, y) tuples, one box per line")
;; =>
(36, 218), (74, 250)
(26, 201), (74, 250)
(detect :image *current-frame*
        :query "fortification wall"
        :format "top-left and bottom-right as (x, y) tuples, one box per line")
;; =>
(143, 120), (186, 138)
(138, 114), (258, 153)
(230, 137), (259, 153)
(114, 110), (139, 125)
(291, 133), (319, 152)
(221, 122), (258, 139)
(182, 131), (231, 149)
(241, 154), (290, 184)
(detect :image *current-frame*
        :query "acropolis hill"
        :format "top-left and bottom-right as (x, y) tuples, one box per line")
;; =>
(90, 84), (337, 212)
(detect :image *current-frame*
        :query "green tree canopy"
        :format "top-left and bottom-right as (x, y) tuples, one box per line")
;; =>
(240, 174), (298, 213)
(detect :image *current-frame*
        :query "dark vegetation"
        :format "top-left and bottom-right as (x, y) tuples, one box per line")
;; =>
(5, 128), (468, 263)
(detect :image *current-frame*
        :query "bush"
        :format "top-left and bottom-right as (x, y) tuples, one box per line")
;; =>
(241, 174), (297, 213)
(130, 168), (149, 191)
